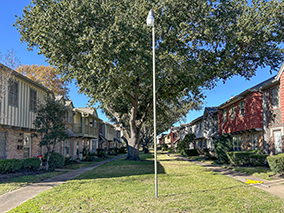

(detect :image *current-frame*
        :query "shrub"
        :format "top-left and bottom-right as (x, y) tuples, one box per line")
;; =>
(161, 143), (168, 151)
(21, 158), (41, 171)
(64, 157), (78, 165)
(250, 154), (268, 166)
(168, 147), (174, 153)
(184, 149), (199, 156)
(108, 150), (117, 155)
(0, 159), (22, 174)
(227, 150), (268, 166)
(119, 147), (127, 153)
(214, 134), (233, 163)
(267, 153), (284, 174)
(98, 150), (106, 158)
(227, 151), (252, 166)
(46, 152), (64, 171)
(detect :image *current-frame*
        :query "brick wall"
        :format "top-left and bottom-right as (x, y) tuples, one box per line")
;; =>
(0, 126), (41, 159)
(220, 92), (263, 134)
(264, 84), (284, 155)
(280, 72), (284, 122)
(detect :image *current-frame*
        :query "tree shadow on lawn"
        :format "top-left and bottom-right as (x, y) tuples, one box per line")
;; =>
(201, 164), (251, 177)
(74, 153), (176, 181)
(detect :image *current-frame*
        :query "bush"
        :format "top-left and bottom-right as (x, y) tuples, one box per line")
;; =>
(46, 152), (64, 171)
(267, 153), (284, 174)
(98, 150), (106, 158)
(227, 151), (252, 166)
(184, 149), (199, 156)
(161, 143), (168, 151)
(168, 147), (174, 153)
(214, 134), (233, 163)
(21, 158), (41, 171)
(250, 154), (268, 166)
(108, 149), (117, 155)
(119, 147), (127, 153)
(227, 150), (268, 166)
(64, 157), (78, 165)
(0, 159), (22, 174)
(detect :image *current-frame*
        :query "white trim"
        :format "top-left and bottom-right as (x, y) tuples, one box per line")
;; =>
(270, 127), (283, 137)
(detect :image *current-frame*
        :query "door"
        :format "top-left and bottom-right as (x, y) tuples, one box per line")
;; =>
(274, 130), (282, 154)
(0, 132), (7, 159)
(23, 133), (31, 158)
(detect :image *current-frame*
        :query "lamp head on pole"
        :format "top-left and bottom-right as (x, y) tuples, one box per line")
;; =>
(147, 10), (154, 27)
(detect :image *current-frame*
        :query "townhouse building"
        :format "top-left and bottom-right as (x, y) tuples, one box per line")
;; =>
(73, 108), (101, 158)
(54, 96), (76, 158)
(0, 63), (53, 159)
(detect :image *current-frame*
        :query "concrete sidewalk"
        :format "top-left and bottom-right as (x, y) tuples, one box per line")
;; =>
(0, 154), (127, 213)
(173, 154), (284, 199)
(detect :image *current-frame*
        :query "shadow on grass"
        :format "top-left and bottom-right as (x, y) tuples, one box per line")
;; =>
(75, 152), (167, 180)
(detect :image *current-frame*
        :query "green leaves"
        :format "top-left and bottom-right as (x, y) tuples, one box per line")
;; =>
(15, 0), (284, 157)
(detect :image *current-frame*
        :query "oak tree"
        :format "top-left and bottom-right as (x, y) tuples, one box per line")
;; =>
(15, 0), (284, 160)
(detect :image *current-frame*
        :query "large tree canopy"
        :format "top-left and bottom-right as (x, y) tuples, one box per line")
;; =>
(15, 0), (284, 160)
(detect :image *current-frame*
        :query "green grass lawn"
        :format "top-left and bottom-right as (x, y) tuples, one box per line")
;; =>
(189, 156), (275, 180)
(9, 152), (284, 212)
(0, 171), (66, 195)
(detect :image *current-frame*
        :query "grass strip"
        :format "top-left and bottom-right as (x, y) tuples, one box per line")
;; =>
(9, 152), (284, 212)
(0, 171), (66, 195)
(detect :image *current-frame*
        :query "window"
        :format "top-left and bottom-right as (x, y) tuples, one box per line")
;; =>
(240, 101), (245, 117)
(8, 80), (18, 107)
(223, 109), (227, 122)
(252, 134), (258, 150)
(29, 89), (37, 112)
(233, 135), (241, 151)
(110, 142), (114, 148)
(231, 106), (235, 120)
(272, 87), (280, 109)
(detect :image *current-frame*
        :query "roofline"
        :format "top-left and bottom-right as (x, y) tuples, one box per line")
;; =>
(0, 63), (53, 94)
(218, 75), (278, 110)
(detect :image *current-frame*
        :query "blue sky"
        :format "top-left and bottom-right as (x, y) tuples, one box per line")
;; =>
(0, 1), (279, 128)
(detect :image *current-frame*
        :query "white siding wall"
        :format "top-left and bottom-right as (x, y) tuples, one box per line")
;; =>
(0, 76), (48, 129)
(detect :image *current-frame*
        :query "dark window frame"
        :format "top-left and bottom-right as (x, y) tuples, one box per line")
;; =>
(29, 88), (37, 112)
(8, 80), (18, 107)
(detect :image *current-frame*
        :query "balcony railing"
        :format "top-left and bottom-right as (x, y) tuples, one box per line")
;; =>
(73, 123), (98, 137)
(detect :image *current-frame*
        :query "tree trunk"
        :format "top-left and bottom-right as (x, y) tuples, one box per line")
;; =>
(125, 107), (140, 161)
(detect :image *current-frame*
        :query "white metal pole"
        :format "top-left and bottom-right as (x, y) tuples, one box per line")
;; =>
(153, 26), (158, 198)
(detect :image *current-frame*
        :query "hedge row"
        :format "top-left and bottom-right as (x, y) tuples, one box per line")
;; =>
(0, 157), (41, 174)
(226, 150), (268, 166)
(267, 153), (284, 174)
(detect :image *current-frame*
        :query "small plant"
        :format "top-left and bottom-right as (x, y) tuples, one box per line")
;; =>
(45, 152), (64, 171)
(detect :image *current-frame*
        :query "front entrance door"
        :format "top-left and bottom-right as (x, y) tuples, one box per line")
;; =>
(0, 132), (7, 159)
(274, 130), (282, 154)
(23, 133), (31, 158)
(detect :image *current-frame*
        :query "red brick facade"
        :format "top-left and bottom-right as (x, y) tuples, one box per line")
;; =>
(219, 92), (263, 135)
